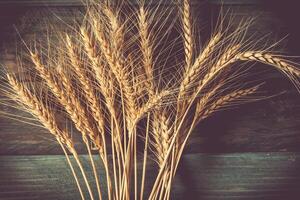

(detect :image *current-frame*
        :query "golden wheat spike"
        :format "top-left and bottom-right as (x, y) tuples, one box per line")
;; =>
(138, 6), (155, 95)
(182, 0), (193, 68)
(179, 33), (222, 98)
(152, 109), (172, 167)
(191, 45), (241, 98)
(80, 27), (115, 103)
(238, 51), (300, 77)
(135, 90), (170, 123)
(31, 52), (102, 150)
(92, 9), (137, 124)
(6, 74), (74, 150)
(66, 34), (105, 134)
(56, 65), (103, 149)
(197, 86), (259, 122)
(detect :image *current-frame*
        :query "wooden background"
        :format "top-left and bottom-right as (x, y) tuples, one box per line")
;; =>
(0, 0), (299, 199)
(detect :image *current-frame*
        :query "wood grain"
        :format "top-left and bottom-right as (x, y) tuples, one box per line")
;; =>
(0, 153), (299, 200)
(0, 1), (299, 155)
(0, 0), (261, 6)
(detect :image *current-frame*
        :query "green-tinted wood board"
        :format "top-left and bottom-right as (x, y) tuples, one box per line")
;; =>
(0, 153), (300, 200)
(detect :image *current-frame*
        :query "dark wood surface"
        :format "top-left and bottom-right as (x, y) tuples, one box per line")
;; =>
(0, 153), (300, 200)
(0, 0), (299, 155)
(1, 92), (299, 155)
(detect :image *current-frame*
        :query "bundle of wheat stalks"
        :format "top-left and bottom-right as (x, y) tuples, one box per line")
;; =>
(1, 0), (300, 199)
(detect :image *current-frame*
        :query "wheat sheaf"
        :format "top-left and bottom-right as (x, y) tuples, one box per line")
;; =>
(1, 0), (300, 200)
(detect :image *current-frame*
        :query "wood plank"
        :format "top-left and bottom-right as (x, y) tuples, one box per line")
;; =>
(1, 90), (299, 155)
(0, 153), (299, 199)
(0, 1), (299, 155)
(0, 0), (261, 6)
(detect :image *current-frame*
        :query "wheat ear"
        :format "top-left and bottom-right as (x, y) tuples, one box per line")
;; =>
(104, 7), (138, 115)
(238, 51), (300, 77)
(31, 52), (101, 149)
(191, 45), (240, 98)
(31, 53), (100, 200)
(179, 33), (221, 98)
(136, 90), (170, 123)
(81, 26), (124, 155)
(138, 6), (155, 95)
(6, 74), (86, 200)
(152, 110), (173, 167)
(197, 86), (259, 121)
(182, 0), (193, 68)
(66, 35), (105, 134)
(80, 27), (117, 113)
(6, 74), (73, 150)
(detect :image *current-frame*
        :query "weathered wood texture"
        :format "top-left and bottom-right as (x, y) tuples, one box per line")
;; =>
(0, 153), (300, 200)
(0, 1), (299, 155)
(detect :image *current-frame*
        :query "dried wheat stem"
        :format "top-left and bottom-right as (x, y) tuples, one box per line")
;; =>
(140, 113), (150, 200)
(110, 116), (120, 200)
(59, 141), (85, 200)
(85, 138), (103, 200)
(71, 149), (96, 200)
(134, 127), (138, 200)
